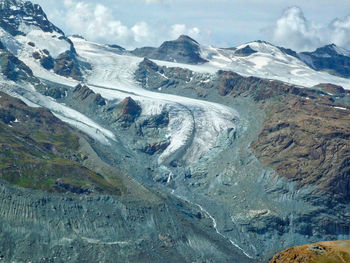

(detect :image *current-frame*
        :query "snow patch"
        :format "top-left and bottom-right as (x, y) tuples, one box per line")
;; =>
(16, 29), (70, 58)
(334, 106), (347, 110)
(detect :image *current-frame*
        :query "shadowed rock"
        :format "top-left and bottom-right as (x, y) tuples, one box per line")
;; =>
(234, 45), (257, 56)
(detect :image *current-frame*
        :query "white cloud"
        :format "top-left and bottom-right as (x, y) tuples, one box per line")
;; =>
(268, 6), (350, 51)
(53, 0), (202, 49)
(170, 24), (200, 40)
(64, 2), (133, 46)
(63, 0), (73, 8)
(143, 0), (169, 4)
(327, 16), (350, 48)
(132, 22), (152, 43)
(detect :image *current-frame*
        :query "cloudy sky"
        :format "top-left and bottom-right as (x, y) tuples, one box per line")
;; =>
(31, 0), (350, 51)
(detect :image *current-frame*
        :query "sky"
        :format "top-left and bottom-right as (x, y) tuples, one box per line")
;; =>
(31, 0), (350, 51)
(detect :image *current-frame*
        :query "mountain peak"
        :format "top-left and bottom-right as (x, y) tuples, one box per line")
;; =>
(130, 34), (207, 64)
(312, 43), (350, 57)
(176, 35), (199, 45)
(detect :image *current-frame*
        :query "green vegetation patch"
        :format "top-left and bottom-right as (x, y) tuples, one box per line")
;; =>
(0, 92), (123, 195)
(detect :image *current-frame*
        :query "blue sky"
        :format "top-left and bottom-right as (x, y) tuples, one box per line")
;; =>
(32, 0), (350, 51)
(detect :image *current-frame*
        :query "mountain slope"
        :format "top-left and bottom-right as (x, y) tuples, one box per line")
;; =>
(0, 91), (123, 195)
(0, 54), (253, 263)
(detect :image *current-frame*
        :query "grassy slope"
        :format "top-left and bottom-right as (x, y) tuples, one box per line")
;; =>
(0, 91), (124, 195)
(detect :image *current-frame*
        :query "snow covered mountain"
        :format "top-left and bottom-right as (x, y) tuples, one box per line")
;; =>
(299, 44), (350, 78)
(127, 35), (350, 89)
(1, 1), (350, 262)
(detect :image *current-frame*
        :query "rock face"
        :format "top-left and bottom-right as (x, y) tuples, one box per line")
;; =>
(54, 50), (87, 81)
(131, 35), (208, 64)
(270, 240), (350, 263)
(300, 44), (350, 78)
(0, 48), (33, 81)
(0, 179), (253, 263)
(107, 44), (126, 53)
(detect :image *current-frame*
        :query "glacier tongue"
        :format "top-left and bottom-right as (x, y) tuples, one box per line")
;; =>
(0, 75), (116, 145)
(71, 37), (239, 165)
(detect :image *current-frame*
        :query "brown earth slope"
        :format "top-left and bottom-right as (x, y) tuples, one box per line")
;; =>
(270, 240), (350, 263)
(214, 70), (350, 201)
(251, 95), (350, 201)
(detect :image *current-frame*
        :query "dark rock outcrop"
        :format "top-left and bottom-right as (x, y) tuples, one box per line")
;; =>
(234, 45), (257, 56)
(32, 50), (54, 70)
(118, 97), (142, 123)
(110, 97), (142, 126)
(131, 35), (208, 64)
(313, 83), (346, 95)
(107, 44), (126, 52)
(216, 70), (312, 100)
(140, 111), (169, 129)
(141, 141), (170, 155)
(54, 51), (83, 80)
(73, 84), (106, 106)
(131, 46), (157, 57)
